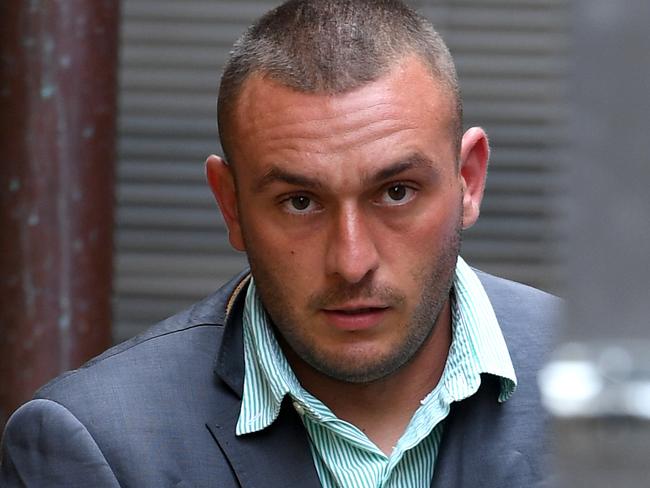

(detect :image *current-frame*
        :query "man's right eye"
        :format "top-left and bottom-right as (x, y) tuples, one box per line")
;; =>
(290, 196), (311, 210)
(280, 195), (319, 215)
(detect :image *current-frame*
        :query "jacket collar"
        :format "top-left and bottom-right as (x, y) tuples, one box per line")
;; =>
(208, 272), (322, 487)
(214, 272), (250, 398)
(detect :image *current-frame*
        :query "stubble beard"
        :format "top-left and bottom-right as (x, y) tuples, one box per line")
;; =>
(244, 222), (462, 385)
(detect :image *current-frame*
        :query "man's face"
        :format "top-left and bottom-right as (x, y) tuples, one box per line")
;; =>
(209, 57), (487, 384)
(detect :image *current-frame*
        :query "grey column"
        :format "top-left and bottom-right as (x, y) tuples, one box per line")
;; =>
(540, 0), (650, 486)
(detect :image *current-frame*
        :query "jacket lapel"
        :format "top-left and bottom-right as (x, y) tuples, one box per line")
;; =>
(207, 275), (321, 488)
(207, 397), (321, 488)
(430, 376), (530, 488)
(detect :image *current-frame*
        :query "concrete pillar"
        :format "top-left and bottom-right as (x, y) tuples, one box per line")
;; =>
(0, 0), (120, 427)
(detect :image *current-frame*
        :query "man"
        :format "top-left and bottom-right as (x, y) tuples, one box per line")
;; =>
(1, 0), (560, 486)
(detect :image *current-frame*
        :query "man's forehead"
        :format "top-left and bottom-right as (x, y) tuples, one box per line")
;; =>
(224, 55), (459, 177)
(233, 55), (453, 122)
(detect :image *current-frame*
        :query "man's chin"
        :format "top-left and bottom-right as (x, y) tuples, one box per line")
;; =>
(303, 348), (411, 385)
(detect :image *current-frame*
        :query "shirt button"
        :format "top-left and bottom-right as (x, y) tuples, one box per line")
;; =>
(293, 401), (306, 416)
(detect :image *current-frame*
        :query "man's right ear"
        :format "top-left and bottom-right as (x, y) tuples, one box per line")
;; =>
(205, 155), (246, 251)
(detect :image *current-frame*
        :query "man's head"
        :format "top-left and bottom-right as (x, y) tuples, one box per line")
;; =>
(217, 0), (463, 165)
(207, 0), (489, 384)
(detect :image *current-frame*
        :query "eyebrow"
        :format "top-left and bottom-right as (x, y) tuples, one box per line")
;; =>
(253, 167), (325, 193)
(252, 152), (439, 193)
(366, 153), (439, 185)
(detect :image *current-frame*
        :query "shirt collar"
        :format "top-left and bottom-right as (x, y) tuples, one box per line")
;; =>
(446, 257), (517, 403)
(236, 256), (516, 435)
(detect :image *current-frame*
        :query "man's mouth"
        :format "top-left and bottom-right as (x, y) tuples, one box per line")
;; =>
(321, 305), (390, 331)
(337, 308), (382, 315)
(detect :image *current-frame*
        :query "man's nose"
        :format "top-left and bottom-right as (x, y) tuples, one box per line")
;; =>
(325, 205), (380, 284)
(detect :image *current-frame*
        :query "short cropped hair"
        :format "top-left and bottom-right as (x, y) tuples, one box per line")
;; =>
(217, 0), (462, 164)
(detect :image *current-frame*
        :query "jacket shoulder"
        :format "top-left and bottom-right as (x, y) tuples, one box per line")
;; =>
(36, 269), (249, 400)
(5, 271), (251, 487)
(475, 268), (562, 311)
(475, 268), (563, 352)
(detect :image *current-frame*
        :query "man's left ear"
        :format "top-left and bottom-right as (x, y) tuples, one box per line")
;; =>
(459, 127), (490, 230)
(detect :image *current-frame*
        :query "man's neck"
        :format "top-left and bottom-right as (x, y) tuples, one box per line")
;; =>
(284, 299), (453, 455)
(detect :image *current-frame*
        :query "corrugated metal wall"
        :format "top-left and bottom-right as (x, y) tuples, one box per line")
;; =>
(114, 0), (568, 342)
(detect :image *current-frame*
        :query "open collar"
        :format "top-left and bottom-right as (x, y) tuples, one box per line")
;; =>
(209, 272), (322, 488)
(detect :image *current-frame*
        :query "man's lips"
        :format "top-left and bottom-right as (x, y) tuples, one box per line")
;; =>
(321, 305), (390, 331)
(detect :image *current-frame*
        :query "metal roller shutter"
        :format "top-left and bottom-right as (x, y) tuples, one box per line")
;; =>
(417, 0), (567, 288)
(114, 0), (568, 342)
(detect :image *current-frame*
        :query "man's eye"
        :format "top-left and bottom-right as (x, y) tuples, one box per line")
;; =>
(387, 185), (407, 201)
(379, 184), (416, 205)
(281, 195), (318, 214)
(291, 196), (311, 210)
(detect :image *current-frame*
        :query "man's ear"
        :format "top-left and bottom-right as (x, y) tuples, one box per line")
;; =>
(459, 127), (490, 230)
(205, 155), (245, 251)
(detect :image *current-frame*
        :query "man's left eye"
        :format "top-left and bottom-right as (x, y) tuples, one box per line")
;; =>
(378, 184), (416, 205)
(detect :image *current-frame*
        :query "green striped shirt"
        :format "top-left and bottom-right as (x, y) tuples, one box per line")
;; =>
(236, 257), (516, 487)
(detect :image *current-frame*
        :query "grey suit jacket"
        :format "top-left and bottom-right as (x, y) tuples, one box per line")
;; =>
(0, 269), (560, 487)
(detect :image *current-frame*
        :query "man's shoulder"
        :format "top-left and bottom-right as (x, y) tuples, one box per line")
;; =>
(473, 267), (562, 380)
(35, 270), (249, 406)
(1, 271), (251, 487)
(474, 268), (562, 333)
(474, 267), (561, 309)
